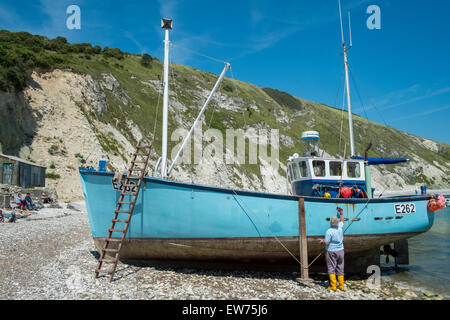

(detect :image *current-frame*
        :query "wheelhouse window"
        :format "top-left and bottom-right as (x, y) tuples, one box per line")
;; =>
(290, 163), (300, 180)
(346, 162), (361, 178)
(329, 161), (342, 177)
(288, 164), (294, 181)
(312, 160), (325, 177)
(299, 161), (308, 177)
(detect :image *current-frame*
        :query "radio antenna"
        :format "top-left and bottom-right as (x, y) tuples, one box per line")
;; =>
(338, 0), (345, 45)
(348, 12), (353, 48)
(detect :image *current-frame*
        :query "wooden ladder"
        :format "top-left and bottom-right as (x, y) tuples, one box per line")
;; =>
(95, 140), (153, 282)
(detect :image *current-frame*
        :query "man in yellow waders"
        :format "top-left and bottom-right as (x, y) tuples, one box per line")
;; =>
(320, 207), (345, 291)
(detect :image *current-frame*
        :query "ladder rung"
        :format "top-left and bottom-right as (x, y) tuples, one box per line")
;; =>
(130, 170), (145, 174)
(116, 210), (131, 213)
(121, 184), (137, 188)
(120, 191), (137, 195)
(109, 228), (125, 233)
(133, 153), (149, 158)
(114, 213), (131, 217)
(112, 219), (129, 223)
(106, 238), (123, 242)
(129, 175), (144, 179)
(95, 268), (115, 274)
(103, 248), (119, 253)
(130, 169), (145, 173)
(99, 256), (118, 262)
(118, 201), (134, 204)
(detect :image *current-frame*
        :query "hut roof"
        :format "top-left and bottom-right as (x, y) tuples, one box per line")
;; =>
(0, 153), (47, 168)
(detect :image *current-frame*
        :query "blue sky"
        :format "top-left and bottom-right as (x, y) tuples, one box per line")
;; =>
(1, 0), (449, 144)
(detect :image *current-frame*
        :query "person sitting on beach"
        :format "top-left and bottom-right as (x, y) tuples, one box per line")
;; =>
(41, 193), (54, 204)
(5, 211), (16, 223)
(15, 193), (27, 209)
(24, 193), (38, 211)
(320, 207), (345, 291)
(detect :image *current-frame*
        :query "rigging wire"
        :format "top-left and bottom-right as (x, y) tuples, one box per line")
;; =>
(172, 43), (229, 65)
(336, 66), (346, 157)
(347, 64), (389, 127)
(346, 64), (383, 158)
(206, 78), (224, 130)
(231, 190), (304, 266)
(151, 68), (164, 142)
(345, 64), (415, 193)
(339, 85), (347, 157)
(229, 66), (248, 128)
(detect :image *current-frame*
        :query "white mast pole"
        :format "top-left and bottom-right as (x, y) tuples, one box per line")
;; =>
(167, 62), (230, 176)
(344, 49), (355, 157)
(161, 19), (172, 177)
(339, 0), (355, 157)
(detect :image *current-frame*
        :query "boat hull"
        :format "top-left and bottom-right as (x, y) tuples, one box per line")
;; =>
(80, 169), (434, 264)
(93, 232), (421, 262)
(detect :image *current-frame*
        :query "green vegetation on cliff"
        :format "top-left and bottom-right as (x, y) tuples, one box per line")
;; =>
(0, 30), (134, 91)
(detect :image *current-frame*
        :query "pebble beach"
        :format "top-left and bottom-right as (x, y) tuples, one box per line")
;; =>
(0, 202), (445, 300)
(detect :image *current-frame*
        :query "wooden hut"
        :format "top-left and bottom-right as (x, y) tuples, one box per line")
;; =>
(0, 153), (46, 188)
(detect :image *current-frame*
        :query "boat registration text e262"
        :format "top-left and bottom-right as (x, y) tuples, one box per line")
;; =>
(112, 179), (137, 193)
(394, 203), (416, 214)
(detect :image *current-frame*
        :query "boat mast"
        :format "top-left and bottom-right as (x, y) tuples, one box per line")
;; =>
(339, 0), (356, 157)
(161, 18), (172, 178)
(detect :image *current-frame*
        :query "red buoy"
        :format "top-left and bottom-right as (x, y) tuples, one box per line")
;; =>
(340, 187), (352, 198)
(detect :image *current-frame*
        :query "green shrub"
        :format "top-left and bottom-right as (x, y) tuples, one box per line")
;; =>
(103, 46), (124, 60)
(46, 172), (60, 180)
(223, 83), (234, 93)
(48, 144), (58, 155)
(93, 45), (101, 54)
(140, 53), (152, 68)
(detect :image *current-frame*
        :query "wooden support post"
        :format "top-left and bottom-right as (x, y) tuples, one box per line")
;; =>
(298, 197), (309, 280)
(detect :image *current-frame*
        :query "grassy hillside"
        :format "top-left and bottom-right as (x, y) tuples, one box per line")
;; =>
(1, 30), (449, 188)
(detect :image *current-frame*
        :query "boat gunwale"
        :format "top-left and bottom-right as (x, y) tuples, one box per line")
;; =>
(79, 169), (432, 204)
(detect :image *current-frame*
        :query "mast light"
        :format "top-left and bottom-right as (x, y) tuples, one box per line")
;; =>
(161, 18), (173, 30)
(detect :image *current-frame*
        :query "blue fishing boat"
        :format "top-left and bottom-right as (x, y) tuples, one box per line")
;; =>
(80, 16), (443, 275)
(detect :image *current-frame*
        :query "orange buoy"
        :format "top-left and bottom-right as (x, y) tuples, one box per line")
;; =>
(428, 199), (439, 211)
(428, 195), (446, 211)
